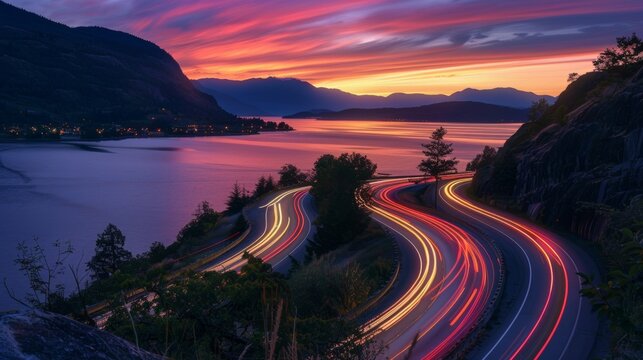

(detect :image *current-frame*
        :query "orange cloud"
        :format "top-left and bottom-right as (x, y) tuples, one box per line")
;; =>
(8, 0), (643, 95)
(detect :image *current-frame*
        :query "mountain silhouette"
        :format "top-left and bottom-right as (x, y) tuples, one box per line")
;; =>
(194, 77), (555, 116)
(0, 1), (234, 126)
(285, 101), (528, 123)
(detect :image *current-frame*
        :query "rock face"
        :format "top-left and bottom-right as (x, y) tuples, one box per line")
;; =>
(472, 63), (643, 235)
(0, 310), (160, 360)
(0, 1), (234, 125)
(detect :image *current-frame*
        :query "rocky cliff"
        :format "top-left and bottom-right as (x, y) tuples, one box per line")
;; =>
(472, 63), (643, 237)
(0, 310), (160, 359)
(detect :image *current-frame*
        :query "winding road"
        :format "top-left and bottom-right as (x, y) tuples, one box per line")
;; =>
(204, 186), (315, 273)
(204, 176), (599, 359)
(440, 178), (599, 359)
(362, 177), (500, 359)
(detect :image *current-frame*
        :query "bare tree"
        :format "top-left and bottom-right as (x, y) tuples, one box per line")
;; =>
(13, 238), (73, 310)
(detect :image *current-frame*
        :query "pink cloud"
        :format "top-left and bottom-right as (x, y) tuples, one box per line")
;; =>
(7, 0), (643, 95)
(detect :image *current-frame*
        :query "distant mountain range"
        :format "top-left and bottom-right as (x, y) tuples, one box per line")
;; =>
(285, 101), (528, 123)
(193, 77), (556, 116)
(0, 1), (234, 126)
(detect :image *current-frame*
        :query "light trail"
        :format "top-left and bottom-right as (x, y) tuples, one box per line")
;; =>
(363, 178), (499, 359)
(442, 178), (585, 359)
(205, 187), (311, 272)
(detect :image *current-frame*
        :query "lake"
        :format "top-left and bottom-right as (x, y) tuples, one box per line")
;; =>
(0, 118), (520, 309)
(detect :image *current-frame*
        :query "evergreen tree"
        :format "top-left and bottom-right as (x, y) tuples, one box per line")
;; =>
(87, 224), (132, 280)
(226, 182), (250, 214)
(253, 176), (268, 198)
(177, 201), (219, 243)
(418, 127), (458, 208)
(265, 175), (277, 193)
(466, 146), (497, 172)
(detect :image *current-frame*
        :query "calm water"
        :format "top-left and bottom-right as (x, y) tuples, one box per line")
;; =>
(0, 118), (519, 309)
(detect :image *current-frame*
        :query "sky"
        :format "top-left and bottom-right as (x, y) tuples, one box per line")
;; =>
(8, 0), (643, 96)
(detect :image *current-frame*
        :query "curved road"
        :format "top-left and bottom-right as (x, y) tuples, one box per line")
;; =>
(440, 177), (599, 359)
(203, 177), (599, 359)
(362, 177), (500, 359)
(204, 186), (315, 273)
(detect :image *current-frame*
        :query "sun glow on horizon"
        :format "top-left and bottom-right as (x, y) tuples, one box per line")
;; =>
(7, 0), (643, 96)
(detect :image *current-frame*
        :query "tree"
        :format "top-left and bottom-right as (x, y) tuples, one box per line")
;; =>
(466, 146), (497, 172)
(307, 153), (377, 257)
(177, 201), (219, 243)
(225, 182), (250, 214)
(87, 224), (133, 280)
(252, 175), (277, 198)
(253, 176), (268, 198)
(418, 127), (458, 208)
(11, 238), (73, 310)
(266, 175), (276, 193)
(278, 164), (307, 187)
(146, 241), (166, 264)
(528, 98), (550, 122)
(593, 33), (643, 71)
(578, 198), (643, 355)
(567, 72), (579, 83)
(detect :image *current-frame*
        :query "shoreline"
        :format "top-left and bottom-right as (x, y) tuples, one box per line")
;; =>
(0, 129), (294, 144)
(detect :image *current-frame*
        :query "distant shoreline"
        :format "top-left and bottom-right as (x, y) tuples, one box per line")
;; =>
(0, 129), (293, 144)
(285, 117), (525, 124)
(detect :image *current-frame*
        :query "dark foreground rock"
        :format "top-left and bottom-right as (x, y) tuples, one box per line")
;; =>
(0, 310), (160, 360)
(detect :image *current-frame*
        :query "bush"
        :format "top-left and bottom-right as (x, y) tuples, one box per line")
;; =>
(176, 201), (219, 244)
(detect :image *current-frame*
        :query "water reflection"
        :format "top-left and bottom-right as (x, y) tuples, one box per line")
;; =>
(0, 118), (520, 308)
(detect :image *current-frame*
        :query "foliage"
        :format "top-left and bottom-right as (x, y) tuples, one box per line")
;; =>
(579, 197), (643, 356)
(232, 213), (249, 234)
(253, 175), (277, 198)
(105, 253), (381, 359)
(225, 182), (251, 214)
(466, 146), (497, 172)
(528, 98), (550, 122)
(418, 127), (458, 178)
(11, 238), (73, 311)
(278, 163), (308, 187)
(289, 256), (371, 318)
(176, 201), (220, 244)
(87, 224), (133, 281)
(146, 241), (166, 264)
(593, 33), (643, 71)
(418, 127), (458, 207)
(307, 153), (377, 257)
(567, 72), (579, 83)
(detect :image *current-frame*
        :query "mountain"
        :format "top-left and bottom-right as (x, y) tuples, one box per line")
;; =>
(0, 310), (160, 359)
(449, 87), (555, 107)
(0, 1), (234, 126)
(285, 101), (528, 123)
(193, 77), (385, 116)
(193, 77), (555, 116)
(471, 63), (643, 237)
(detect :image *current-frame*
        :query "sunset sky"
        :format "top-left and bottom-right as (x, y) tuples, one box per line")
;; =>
(9, 0), (643, 96)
